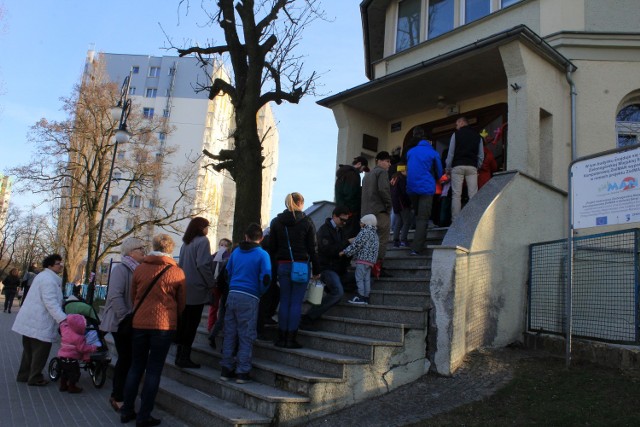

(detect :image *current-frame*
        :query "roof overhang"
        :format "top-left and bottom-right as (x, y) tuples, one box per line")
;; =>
(318, 25), (576, 121)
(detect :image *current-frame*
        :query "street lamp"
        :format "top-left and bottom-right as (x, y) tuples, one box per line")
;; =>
(86, 72), (132, 305)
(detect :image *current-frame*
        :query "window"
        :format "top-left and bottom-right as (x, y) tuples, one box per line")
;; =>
(110, 195), (119, 204)
(464, 0), (491, 24)
(162, 109), (170, 118)
(155, 152), (163, 161)
(396, 0), (421, 53)
(616, 104), (640, 148)
(106, 218), (115, 228)
(132, 66), (140, 74)
(129, 195), (142, 208)
(143, 108), (155, 119)
(125, 218), (134, 231)
(428, 0), (455, 39)
(129, 86), (136, 96)
(501, 0), (522, 7)
(148, 67), (160, 77)
(158, 132), (166, 141)
(145, 88), (157, 98)
(113, 172), (122, 180)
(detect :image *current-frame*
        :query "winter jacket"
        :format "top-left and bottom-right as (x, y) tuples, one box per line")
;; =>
(57, 314), (97, 361)
(391, 173), (411, 213)
(446, 125), (484, 169)
(226, 242), (272, 300)
(100, 262), (136, 333)
(2, 275), (20, 293)
(316, 218), (351, 275)
(132, 255), (186, 331)
(335, 164), (362, 213)
(342, 224), (379, 265)
(361, 166), (392, 215)
(12, 268), (67, 343)
(269, 209), (321, 275)
(407, 140), (443, 196)
(179, 235), (216, 305)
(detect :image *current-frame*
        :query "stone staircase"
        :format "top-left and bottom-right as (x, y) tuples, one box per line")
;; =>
(114, 228), (446, 426)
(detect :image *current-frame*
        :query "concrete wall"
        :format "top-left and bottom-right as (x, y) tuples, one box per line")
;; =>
(333, 104), (388, 166)
(430, 171), (566, 375)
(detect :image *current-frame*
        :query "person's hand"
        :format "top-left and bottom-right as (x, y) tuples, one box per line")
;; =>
(311, 274), (321, 280)
(348, 238), (355, 243)
(339, 251), (344, 256)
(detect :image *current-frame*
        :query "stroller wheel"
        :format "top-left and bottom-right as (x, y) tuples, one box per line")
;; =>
(48, 358), (61, 381)
(91, 363), (107, 388)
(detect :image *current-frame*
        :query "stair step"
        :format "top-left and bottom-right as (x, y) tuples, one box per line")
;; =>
(162, 361), (308, 418)
(369, 289), (430, 307)
(372, 277), (430, 292)
(156, 376), (272, 427)
(382, 256), (432, 269)
(296, 329), (402, 359)
(377, 265), (431, 278)
(384, 246), (435, 257)
(328, 303), (427, 328)
(317, 315), (406, 342)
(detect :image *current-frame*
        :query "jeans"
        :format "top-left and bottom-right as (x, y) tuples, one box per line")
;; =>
(111, 330), (133, 401)
(305, 270), (345, 321)
(59, 358), (81, 384)
(122, 329), (174, 423)
(221, 292), (259, 374)
(4, 290), (16, 311)
(393, 209), (414, 243)
(277, 263), (308, 331)
(410, 195), (434, 254)
(355, 263), (372, 297)
(451, 165), (478, 221)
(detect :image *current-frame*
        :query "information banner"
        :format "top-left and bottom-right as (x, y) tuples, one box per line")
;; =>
(571, 146), (640, 229)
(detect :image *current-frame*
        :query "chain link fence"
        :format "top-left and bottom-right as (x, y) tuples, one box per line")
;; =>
(529, 229), (639, 344)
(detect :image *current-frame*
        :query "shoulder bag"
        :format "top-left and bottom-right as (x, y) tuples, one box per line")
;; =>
(284, 227), (310, 284)
(117, 264), (172, 335)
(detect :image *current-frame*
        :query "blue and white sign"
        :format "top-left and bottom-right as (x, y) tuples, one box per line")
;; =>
(572, 146), (640, 229)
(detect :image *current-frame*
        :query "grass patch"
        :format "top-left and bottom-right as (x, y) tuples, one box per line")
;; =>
(412, 356), (640, 426)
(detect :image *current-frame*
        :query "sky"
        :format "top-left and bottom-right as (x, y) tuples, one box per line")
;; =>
(0, 0), (367, 220)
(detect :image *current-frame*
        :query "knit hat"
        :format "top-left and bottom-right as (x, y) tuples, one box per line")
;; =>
(360, 214), (377, 227)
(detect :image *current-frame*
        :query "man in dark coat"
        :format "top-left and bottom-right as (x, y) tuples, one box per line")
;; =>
(301, 206), (354, 330)
(335, 156), (369, 238)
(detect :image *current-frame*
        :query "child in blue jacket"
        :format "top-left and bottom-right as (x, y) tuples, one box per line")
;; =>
(219, 223), (272, 384)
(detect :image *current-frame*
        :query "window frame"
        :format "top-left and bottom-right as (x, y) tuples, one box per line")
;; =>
(132, 66), (140, 74)
(145, 88), (158, 98)
(395, 0), (422, 54)
(143, 108), (155, 119)
(148, 67), (161, 77)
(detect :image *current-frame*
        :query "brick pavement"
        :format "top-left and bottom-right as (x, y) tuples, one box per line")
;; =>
(0, 297), (186, 427)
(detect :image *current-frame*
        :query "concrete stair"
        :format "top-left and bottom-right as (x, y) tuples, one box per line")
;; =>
(114, 227), (446, 426)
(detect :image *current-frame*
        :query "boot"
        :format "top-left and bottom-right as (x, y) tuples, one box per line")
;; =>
(59, 377), (68, 392)
(176, 346), (201, 369)
(174, 344), (183, 364)
(67, 382), (83, 393)
(285, 330), (303, 349)
(274, 329), (287, 347)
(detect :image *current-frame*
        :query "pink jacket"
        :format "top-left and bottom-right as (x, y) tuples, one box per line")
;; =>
(57, 314), (97, 360)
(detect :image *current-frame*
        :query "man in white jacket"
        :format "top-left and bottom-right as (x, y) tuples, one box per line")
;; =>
(12, 254), (67, 386)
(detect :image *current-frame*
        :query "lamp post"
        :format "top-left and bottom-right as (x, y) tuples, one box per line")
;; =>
(86, 72), (132, 305)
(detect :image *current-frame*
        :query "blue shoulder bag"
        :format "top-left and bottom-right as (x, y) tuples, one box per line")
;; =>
(284, 227), (310, 284)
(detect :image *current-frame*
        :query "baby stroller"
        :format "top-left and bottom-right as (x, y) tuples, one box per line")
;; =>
(48, 296), (112, 388)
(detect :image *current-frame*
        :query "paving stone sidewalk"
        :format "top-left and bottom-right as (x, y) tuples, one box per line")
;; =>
(0, 299), (187, 427)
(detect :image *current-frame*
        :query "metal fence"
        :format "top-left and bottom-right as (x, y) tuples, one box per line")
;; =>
(528, 229), (639, 344)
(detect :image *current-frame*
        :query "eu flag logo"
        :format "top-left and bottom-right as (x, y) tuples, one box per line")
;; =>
(596, 216), (608, 225)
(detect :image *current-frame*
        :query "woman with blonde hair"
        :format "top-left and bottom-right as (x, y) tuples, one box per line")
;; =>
(120, 234), (186, 426)
(268, 192), (320, 349)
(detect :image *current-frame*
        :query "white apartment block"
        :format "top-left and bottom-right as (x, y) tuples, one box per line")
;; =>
(90, 51), (279, 257)
(0, 175), (11, 231)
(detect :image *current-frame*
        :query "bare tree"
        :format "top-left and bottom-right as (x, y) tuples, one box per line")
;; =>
(9, 56), (200, 283)
(0, 207), (53, 278)
(174, 0), (323, 242)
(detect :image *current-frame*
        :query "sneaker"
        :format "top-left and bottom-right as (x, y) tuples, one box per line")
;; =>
(393, 240), (400, 248)
(409, 251), (420, 256)
(348, 295), (367, 305)
(235, 372), (251, 384)
(400, 241), (409, 247)
(220, 367), (236, 381)
(364, 296), (370, 305)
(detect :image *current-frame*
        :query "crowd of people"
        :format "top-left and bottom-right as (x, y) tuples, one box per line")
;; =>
(4, 115), (496, 426)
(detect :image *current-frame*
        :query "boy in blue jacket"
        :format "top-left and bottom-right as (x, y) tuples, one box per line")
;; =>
(220, 223), (272, 384)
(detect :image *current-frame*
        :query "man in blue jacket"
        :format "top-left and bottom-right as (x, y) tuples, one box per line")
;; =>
(406, 127), (442, 255)
(220, 223), (272, 384)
